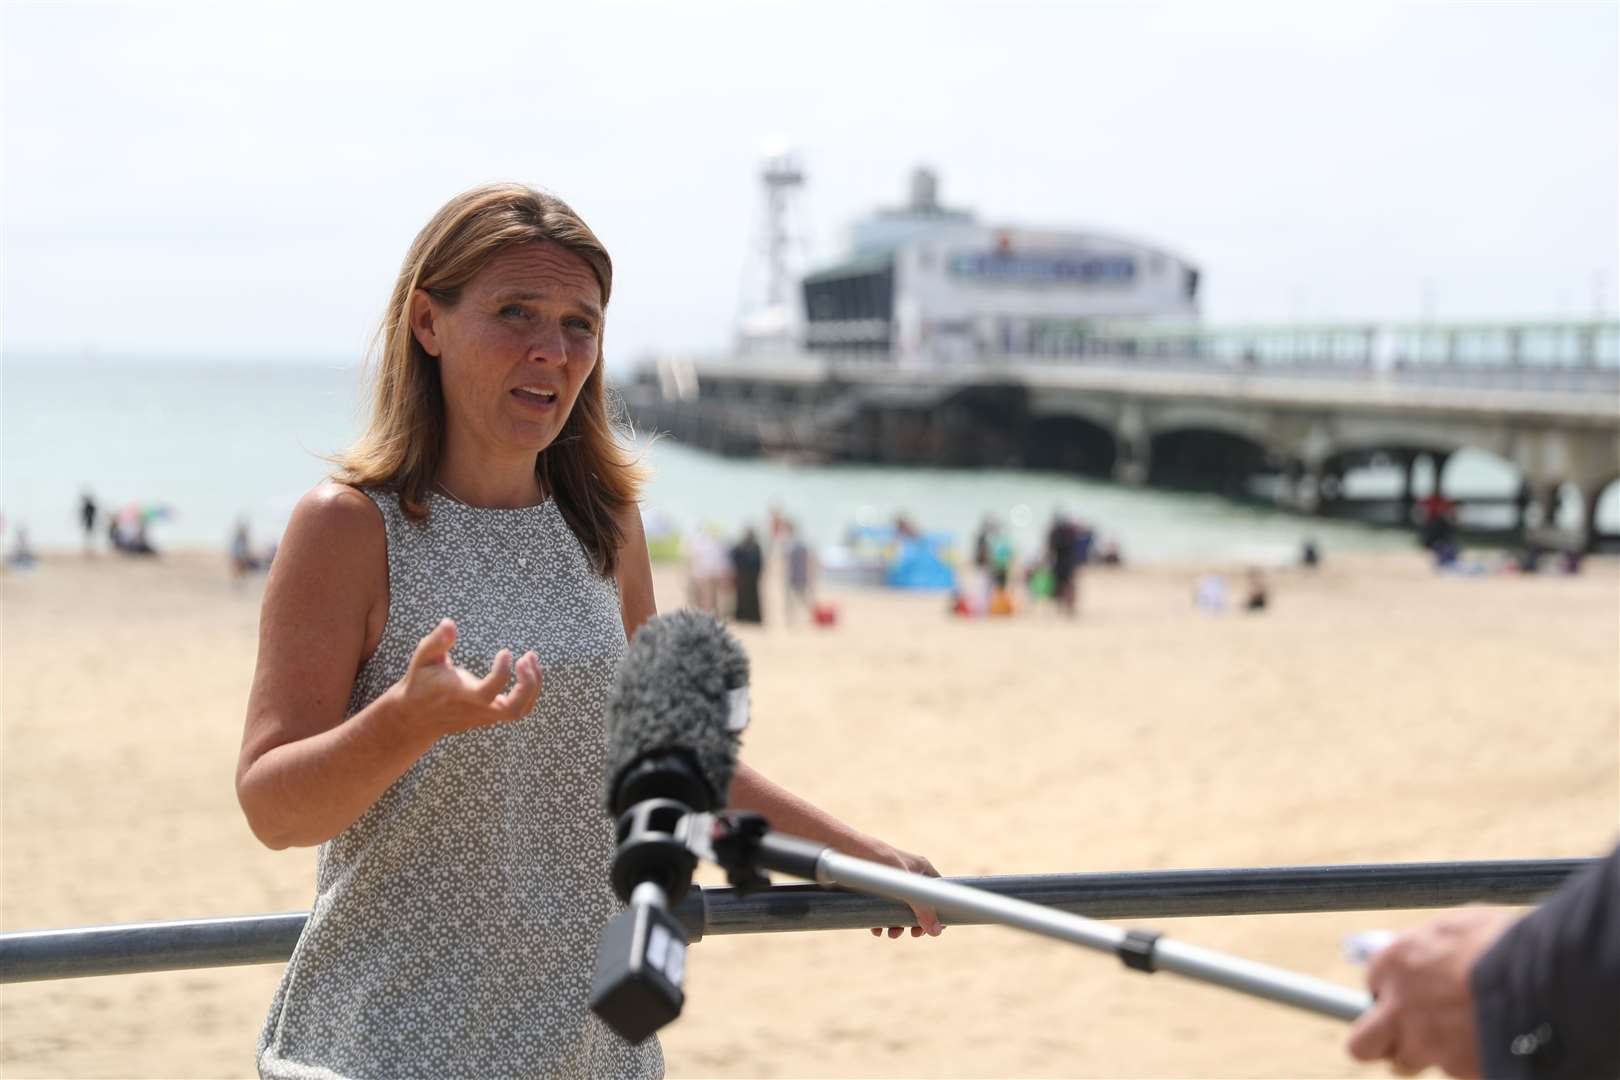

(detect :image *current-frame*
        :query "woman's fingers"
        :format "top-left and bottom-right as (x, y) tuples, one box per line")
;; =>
(412, 634), (542, 728)
(900, 855), (944, 935)
(410, 618), (456, 669)
(474, 649), (513, 701)
(858, 842), (946, 939)
(398, 624), (546, 735)
(494, 653), (544, 717)
(517, 653), (543, 712)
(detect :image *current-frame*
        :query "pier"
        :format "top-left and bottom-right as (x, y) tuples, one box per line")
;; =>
(623, 318), (1620, 549)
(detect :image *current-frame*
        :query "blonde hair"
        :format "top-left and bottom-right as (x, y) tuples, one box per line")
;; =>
(332, 183), (643, 576)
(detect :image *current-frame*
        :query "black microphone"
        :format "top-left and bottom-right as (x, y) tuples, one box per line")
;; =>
(589, 610), (749, 1044)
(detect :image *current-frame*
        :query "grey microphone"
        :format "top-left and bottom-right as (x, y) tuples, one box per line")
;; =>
(591, 609), (750, 1044)
(602, 608), (749, 819)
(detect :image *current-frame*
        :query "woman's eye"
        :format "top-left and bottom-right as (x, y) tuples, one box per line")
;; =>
(499, 304), (529, 319)
(565, 317), (595, 333)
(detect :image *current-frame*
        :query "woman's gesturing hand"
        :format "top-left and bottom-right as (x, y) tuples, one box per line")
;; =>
(395, 618), (543, 738)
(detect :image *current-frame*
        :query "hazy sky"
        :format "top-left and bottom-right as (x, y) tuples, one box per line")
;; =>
(3, 0), (1616, 367)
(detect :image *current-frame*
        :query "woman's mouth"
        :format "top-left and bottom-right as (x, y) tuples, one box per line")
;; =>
(512, 385), (559, 409)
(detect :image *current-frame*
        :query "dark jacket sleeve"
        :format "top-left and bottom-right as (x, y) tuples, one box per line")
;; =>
(1469, 842), (1620, 1079)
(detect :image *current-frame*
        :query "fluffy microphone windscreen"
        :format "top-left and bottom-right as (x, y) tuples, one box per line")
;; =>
(602, 609), (749, 813)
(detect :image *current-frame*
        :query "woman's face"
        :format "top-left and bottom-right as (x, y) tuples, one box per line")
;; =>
(412, 241), (603, 463)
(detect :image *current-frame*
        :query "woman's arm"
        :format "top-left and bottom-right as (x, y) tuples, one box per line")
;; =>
(728, 763), (943, 937)
(615, 502), (657, 642)
(235, 485), (541, 849)
(614, 506), (940, 936)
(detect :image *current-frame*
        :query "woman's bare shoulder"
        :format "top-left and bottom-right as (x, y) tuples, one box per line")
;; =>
(289, 483), (383, 538)
(276, 483), (387, 583)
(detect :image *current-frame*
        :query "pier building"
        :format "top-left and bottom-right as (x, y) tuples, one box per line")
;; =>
(796, 167), (1199, 364)
(630, 166), (1620, 549)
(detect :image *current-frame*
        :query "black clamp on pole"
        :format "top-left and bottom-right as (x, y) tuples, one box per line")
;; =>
(708, 812), (773, 894)
(707, 812), (830, 892)
(1117, 929), (1161, 973)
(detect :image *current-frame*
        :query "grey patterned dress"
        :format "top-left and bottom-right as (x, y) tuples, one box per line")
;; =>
(257, 489), (664, 1080)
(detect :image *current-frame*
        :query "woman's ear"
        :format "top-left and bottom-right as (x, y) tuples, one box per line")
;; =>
(409, 289), (442, 358)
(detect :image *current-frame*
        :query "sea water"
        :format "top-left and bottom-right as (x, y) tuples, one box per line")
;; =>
(3, 356), (1612, 563)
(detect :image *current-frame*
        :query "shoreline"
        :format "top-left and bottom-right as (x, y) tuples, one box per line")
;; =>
(15, 541), (1618, 568)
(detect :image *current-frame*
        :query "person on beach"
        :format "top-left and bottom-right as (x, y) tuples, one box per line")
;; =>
(729, 526), (764, 624)
(1243, 567), (1268, 612)
(783, 520), (815, 623)
(79, 489), (98, 554)
(111, 512), (158, 556)
(234, 184), (941, 1080)
(683, 523), (729, 614)
(7, 523), (38, 569)
(1045, 511), (1080, 618)
(230, 517), (267, 580)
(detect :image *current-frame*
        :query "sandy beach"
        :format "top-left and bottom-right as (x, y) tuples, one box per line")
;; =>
(2, 547), (1615, 1078)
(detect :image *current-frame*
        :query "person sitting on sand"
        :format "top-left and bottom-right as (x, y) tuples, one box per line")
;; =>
(1194, 573), (1227, 612)
(1243, 568), (1268, 612)
(234, 183), (942, 1080)
(230, 517), (266, 578)
(7, 524), (38, 569)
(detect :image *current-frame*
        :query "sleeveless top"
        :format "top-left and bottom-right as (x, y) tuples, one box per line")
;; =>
(257, 489), (665, 1080)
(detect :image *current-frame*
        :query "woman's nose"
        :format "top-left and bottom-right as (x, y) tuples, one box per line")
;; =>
(526, 322), (569, 365)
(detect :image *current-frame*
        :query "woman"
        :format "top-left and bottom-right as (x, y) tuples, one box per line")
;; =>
(235, 183), (940, 1079)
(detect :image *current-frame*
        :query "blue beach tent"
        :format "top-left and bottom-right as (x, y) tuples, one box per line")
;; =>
(885, 532), (957, 591)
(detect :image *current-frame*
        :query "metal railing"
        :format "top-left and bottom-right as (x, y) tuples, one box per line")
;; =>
(1, 858), (1587, 984)
(656, 318), (1620, 396)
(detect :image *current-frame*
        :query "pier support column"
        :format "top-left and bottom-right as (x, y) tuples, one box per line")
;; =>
(1581, 484), (1605, 553)
(1112, 437), (1150, 486)
(1535, 482), (1561, 534)
(1296, 461), (1324, 515)
(1318, 467), (1346, 515)
(1113, 405), (1150, 486)
(1400, 453), (1417, 525)
(1540, 482), (1564, 532)
(1431, 451), (1452, 501)
(1275, 460), (1302, 508)
(1514, 480), (1533, 535)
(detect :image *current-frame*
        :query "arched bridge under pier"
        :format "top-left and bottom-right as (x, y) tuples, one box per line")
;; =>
(622, 319), (1620, 549)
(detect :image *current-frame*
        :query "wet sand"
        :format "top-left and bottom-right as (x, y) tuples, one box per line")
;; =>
(2, 549), (1615, 1078)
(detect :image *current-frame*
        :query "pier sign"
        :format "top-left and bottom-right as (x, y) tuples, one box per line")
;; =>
(948, 249), (1136, 286)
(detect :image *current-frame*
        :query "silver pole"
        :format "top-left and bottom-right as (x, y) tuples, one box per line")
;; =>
(818, 851), (1372, 1022)
(821, 852), (1128, 952)
(1151, 938), (1367, 1021)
